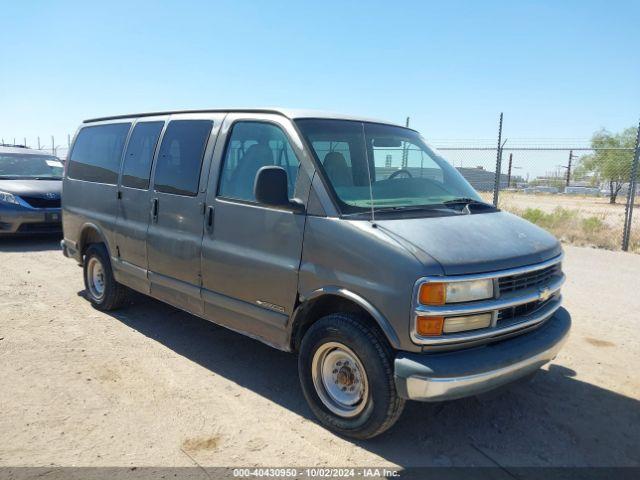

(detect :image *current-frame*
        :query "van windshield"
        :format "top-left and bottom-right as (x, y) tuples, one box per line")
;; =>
(296, 119), (487, 216)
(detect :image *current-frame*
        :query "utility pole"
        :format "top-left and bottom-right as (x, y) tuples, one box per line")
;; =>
(566, 150), (574, 187)
(401, 117), (410, 168)
(507, 153), (514, 188)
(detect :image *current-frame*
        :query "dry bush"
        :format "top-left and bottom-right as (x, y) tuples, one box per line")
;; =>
(506, 206), (635, 252)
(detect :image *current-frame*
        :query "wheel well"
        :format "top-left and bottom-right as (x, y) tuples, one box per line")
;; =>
(79, 227), (106, 261)
(290, 294), (387, 352)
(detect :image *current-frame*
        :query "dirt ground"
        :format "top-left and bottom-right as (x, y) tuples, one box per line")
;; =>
(0, 237), (638, 468)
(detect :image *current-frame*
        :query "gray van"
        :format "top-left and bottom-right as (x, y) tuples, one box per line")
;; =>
(61, 109), (570, 439)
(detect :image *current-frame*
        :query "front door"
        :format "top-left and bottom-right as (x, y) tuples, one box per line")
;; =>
(146, 114), (223, 315)
(201, 115), (311, 348)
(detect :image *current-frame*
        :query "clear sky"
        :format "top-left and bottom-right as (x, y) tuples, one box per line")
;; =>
(1, 0), (639, 155)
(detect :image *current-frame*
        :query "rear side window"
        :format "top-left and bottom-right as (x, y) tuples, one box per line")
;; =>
(121, 121), (164, 189)
(68, 123), (131, 184)
(153, 120), (212, 196)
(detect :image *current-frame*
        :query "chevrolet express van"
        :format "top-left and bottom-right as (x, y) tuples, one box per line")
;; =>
(61, 109), (570, 439)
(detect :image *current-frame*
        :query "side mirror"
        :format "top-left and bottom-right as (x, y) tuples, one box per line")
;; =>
(254, 166), (303, 211)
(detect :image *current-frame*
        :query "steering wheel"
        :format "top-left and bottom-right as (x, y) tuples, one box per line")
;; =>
(388, 169), (413, 180)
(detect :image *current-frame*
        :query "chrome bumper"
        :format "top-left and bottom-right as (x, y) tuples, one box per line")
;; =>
(395, 307), (571, 402)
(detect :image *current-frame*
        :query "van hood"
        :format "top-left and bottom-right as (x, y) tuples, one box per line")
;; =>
(376, 211), (562, 275)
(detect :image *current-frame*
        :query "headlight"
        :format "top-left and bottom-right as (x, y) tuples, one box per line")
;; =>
(415, 312), (493, 337)
(418, 278), (494, 305)
(0, 191), (19, 205)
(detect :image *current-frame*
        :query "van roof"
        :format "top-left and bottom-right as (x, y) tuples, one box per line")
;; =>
(83, 108), (408, 128)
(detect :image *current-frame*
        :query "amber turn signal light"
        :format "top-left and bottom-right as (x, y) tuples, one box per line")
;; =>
(419, 283), (446, 305)
(416, 316), (444, 336)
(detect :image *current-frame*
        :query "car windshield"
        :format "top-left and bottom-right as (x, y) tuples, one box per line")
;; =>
(0, 153), (64, 179)
(295, 119), (485, 216)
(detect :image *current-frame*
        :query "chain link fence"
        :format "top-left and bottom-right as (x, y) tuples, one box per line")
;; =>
(433, 144), (640, 253)
(0, 136), (70, 160)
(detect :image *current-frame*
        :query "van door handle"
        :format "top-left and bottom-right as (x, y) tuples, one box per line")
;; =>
(151, 198), (159, 223)
(205, 205), (214, 231)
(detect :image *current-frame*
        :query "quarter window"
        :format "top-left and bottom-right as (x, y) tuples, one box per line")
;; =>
(153, 120), (212, 196)
(121, 121), (164, 189)
(218, 122), (300, 202)
(68, 123), (131, 184)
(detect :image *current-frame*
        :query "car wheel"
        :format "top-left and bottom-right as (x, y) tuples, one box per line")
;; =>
(83, 244), (129, 311)
(298, 313), (405, 439)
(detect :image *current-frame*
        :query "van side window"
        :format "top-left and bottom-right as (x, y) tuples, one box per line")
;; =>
(218, 122), (300, 202)
(68, 123), (131, 184)
(121, 121), (164, 189)
(153, 120), (212, 196)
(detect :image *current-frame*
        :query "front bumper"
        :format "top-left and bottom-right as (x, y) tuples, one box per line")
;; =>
(394, 307), (571, 401)
(0, 206), (62, 235)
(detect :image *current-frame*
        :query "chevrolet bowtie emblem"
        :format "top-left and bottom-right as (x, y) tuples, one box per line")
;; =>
(539, 286), (551, 302)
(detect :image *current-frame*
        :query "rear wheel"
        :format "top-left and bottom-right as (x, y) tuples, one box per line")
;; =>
(83, 244), (129, 311)
(298, 313), (405, 439)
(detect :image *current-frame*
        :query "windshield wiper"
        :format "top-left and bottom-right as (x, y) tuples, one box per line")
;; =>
(342, 204), (461, 217)
(373, 205), (450, 213)
(442, 197), (497, 213)
(443, 197), (492, 206)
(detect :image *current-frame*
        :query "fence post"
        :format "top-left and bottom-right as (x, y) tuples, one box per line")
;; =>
(492, 112), (504, 206)
(622, 119), (640, 251)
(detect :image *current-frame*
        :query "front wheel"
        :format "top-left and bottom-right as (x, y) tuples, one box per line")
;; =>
(298, 313), (405, 439)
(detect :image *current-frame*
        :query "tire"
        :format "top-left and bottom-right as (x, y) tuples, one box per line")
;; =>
(83, 243), (129, 311)
(298, 313), (405, 439)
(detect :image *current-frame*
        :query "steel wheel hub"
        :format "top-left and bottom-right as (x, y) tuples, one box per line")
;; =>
(87, 257), (106, 300)
(311, 342), (369, 418)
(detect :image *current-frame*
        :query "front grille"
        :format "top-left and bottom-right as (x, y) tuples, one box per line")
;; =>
(413, 256), (564, 347)
(17, 222), (62, 233)
(497, 296), (556, 325)
(20, 196), (61, 209)
(498, 263), (561, 294)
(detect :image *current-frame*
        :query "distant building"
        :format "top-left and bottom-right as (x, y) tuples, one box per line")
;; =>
(564, 186), (600, 196)
(456, 166), (508, 191)
(524, 186), (559, 194)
